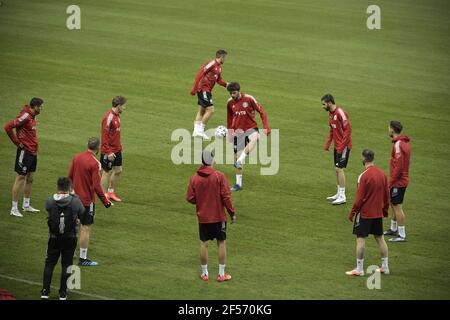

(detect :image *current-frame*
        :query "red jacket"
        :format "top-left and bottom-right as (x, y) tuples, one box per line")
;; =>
(191, 59), (226, 93)
(101, 109), (122, 154)
(68, 151), (109, 207)
(4, 106), (39, 155)
(390, 135), (410, 188)
(325, 106), (352, 153)
(349, 165), (389, 220)
(227, 93), (270, 135)
(186, 166), (235, 224)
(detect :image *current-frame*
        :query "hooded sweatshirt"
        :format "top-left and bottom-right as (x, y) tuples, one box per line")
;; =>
(45, 193), (85, 237)
(390, 135), (410, 188)
(186, 165), (235, 224)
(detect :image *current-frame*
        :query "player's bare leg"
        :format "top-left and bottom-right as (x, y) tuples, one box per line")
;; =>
(79, 224), (97, 266)
(346, 237), (365, 276)
(22, 172), (39, 212)
(217, 240), (230, 281)
(200, 241), (209, 281)
(107, 166), (122, 202)
(101, 170), (111, 193)
(389, 204), (406, 242)
(331, 167), (346, 205)
(10, 174), (26, 217)
(193, 106), (205, 137)
(374, 235), (390, 273)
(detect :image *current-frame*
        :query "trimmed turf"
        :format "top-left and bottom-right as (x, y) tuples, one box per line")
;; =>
(0, 0), (449, 299)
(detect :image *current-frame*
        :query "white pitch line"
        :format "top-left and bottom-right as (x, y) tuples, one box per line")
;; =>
(0, 274), (115, 300)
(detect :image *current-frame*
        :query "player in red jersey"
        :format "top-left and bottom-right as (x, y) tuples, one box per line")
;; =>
(68, 137), (112, 266)
(384, 121), (410, 242)
(190, 50), (228, 140)
(186, 150), (236, 282)
(322, 94), (352, 205)
(346, 149), (390, 276)
(4, 98), (44, 217)
(100, 96), (127, 202)
(226, 82), (270, 191)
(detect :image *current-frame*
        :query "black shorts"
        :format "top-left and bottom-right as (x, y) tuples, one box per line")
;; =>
(353, 214), (383, 238)
(199, 222), (227, 241)
(334, 147), (350, 168)
(197, 91), (213, 108)
(80, 204), (95, 226)
(391, 187), (407, 205)
(234, 128), (259, 154)
(15, 148), (37, 175)
(100, 151), (122, 171)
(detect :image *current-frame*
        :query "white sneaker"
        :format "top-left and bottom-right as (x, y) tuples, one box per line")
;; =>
(345, 268), (364, 276)
(22, 206), (40, 213)
(375, 267), (390, 275)
(389, 236), (406, 242)
(10, 208), (24, 218)
(332, 195), (346, 205)
(326, 193), (339, 201)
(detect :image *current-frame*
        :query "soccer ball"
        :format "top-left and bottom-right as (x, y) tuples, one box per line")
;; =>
(214, 125), (227, 138)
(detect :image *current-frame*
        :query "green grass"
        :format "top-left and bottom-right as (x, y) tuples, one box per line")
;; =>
(0, 0), (449, 300)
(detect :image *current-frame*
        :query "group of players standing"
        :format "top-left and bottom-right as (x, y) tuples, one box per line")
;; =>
(187, 49), (411, 279)
(3, 96), (128, 298)
(2, 49), (411, 295)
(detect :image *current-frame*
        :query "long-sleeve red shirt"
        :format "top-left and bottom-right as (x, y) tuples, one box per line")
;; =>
(101, 109), (122, 154)
(349, 165), (389, 220)
(4, 106), (39, 155)
(186, 165), (235, 224)
(191, 59), (226, 93)
(390, 135), (410, 188)
(68, 150), (109, 207)
(325, 106), (352, 153)
(227, 93), (270, 134)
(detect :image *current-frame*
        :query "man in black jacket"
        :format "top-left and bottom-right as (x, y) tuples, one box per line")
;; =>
(41, 177), (84, 300)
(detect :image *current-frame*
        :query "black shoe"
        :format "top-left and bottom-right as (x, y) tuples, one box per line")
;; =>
(59, 291), (67, 300)
(79, 258), (99, 266)
(383, 229), (398, 236)
(41, 289), (50, 300)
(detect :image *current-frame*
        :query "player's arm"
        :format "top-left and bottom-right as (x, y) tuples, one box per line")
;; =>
(186, 177), (196, 204)
(253, 100), (270, 136)
(68, 158), (75, 182)
(390, 147), (403, 187)
(338, 114), (351, 153)
(190, 63), (210, 95)
(219, 173), (235, 220)
(91, 165), (110, 207)
(383, 175), (389, 218)
(4, 115), (26, 147)
(101, 117), (113, 157)
(348, 177), (367, 221)
(325, 125), (332, 151)
(216, 72), (227, 88)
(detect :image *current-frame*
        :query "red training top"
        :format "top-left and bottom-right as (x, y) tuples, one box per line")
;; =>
(191, 59), (226, 93)
(4, 105), (39, 155)
(325, 106), (352, 153)
(101, 109), (122, 154)
(186, 165), (235, 224)
(390, 135), (410, 188)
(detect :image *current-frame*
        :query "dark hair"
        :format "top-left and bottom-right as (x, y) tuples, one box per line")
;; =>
(112, 96), (127, 108)
(227, 82), (240, 92)
(87, 137), (100, 151)
(362, 149), (375, 162)
(216, 49), (227, 58)
(202, 150), (214, 166)
(57, 177), (72, 192)
(321, 94), (335, 104)
(30, 97), (44, 108)
(390, 121), (403, 134)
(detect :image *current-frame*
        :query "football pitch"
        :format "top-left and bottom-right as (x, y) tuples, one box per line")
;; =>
(0, 0), (449, 300)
